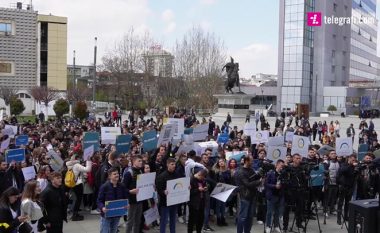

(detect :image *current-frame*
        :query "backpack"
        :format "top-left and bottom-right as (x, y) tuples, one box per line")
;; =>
(65, 169), (76, 188)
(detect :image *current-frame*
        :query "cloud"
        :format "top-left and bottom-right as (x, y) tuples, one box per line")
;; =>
(162, 9), (174, 22)
(231, 43), (278, 78)
(200, 20), (212, 31)
(165, 22), (177, 34)
(200, 0), (217, 5)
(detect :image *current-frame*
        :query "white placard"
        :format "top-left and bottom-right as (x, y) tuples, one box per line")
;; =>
(83, 145), (94, 161)
(193, 141), (218, 157)
(251, 131), (269, 144)
(22, 166), (36, 181)
(101, 127), (121, 144)
(267, 146), (287, 162)
(210, 183), (237, 202)
(1, 138), (10, 152)
(136, 172), (156, 202)
(46, 144), (53, 151)
(144, 205), (160, 225)
(167, 177), (190, 206)
(168, 118), (184, 140)
(291, 135), (310, 157)
(48, 150), (64, 171)
(192, 124), (209, 141)
(243, 123), (256, 137)
(268, 136), (285, 146)
(157, 124), (175, 147)
(285, 131), (294, 142)
(182, 134), (194, 145)
(336, 137), (353, 156)
(3, 125), (18, 138)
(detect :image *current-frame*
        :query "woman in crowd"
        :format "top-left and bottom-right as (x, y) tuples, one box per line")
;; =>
(0, 187), (28, 233)
(227, 158), (238, 217)
(329, 121), (335, 136)
(21, 181), (43, 233)
(212, 158), (231, 226)
(37, 165), (51, 192)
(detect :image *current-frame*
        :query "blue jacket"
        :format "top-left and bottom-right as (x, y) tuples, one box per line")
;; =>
(265, 170), (283, 200)
(97, 181), (128, 217)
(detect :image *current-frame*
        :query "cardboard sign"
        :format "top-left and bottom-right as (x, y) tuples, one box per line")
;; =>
(15, 135), (28, 147)
(336, 137), (353, 156)
(83, 132), (100, 151)
(167, 177), (190, 206)
(243, 123), (256, 137)
(5, 148), (25, 163)
(268, 136), (285, 146)
(251, 131), (269, 144)
(2, 125), (18, 138)
(217, 133), (229, 144)
(144, 206), (160, 225)
(157, 124), (175, 147)
(1, 138), (10, 152)
(136, 172), (156, 202)
(142, 130), (158, 152)
(105, 199), (128, 218)
(83, 145), (94, 161)
(267, 146), (287, 162)
(285, 131), (294, 142)
(101, 127), (121, 144)
(193, 141), (218, 157)
(192, 124), (209, 141)
(167, 118), (184, 140)
(291, 135), (310, 157)
(116, 134), (132, 154)
(22, 166), (36, 181)
(211, 183), (237, 202)
(48, 150), (64, 171)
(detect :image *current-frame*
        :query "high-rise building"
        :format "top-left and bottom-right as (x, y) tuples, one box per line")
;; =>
(278, 0), (379, 114)
(143, 45), (174, 77)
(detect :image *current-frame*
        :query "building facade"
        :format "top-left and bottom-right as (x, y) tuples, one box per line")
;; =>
(143, 46), (174, 77)
(67, 65), (95, 86)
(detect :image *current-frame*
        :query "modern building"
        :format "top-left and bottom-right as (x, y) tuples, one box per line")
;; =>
(67, 65), (95, 86)
(142, 45), (174, 77)
(241, 73), (278, 86)
(278, 0), (379, 114)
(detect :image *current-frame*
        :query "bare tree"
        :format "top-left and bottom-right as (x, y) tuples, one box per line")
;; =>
(67, 84), (91, 102)
(29, 86), (60, 117)
(0, 86), (18, 116)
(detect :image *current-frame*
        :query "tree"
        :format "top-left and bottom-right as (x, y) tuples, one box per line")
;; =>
(67, 84), (91, 103)
(53, 99), (70, 118)
(0, 86), (18, 116)
(10, 97), (25, 116)
(29, 86), (60, 117)
(327, 105), (337, 114)
(73, 101), (88, 120)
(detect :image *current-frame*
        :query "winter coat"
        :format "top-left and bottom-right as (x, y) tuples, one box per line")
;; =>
(66, 160), (92, 186)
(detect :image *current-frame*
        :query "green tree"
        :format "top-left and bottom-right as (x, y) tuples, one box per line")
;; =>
(73, 101), (88, 120)
(327, 105), (337, 114)
(53, 98), (70, 118)
(10, 97), (25, 116)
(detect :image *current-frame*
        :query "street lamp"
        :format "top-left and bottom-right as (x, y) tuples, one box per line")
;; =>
(261, 88), (264, 107)
(73, 50), (76, 88)
(92, 37), (97, 111)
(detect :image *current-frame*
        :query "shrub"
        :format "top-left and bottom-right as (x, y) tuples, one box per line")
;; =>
(53, 98), (70, 118)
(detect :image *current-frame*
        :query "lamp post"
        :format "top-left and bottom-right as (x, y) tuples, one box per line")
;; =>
(261, 88), (264, 107)
(73, 50), (76, 88)
(92, 37), (97, 111)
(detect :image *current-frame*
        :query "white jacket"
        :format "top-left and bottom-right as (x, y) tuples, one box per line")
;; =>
(185, 158), (205, 178)
(66, 160), (92, 185)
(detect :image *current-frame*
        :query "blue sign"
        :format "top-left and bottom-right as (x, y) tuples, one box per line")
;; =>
(143, 130), (158, 152)
(116, 134), (132, 154)
(310, 164), (325, 187)
(360, 96), (371, 107)
(15, 135), (28, 147)
(83, 132), (100, 151)
(358, 144), (369, 161)
(184, 128), (193, 135)
(105, 199), (128, 218)
(6, 148), (25, 163)
(217, 133), (229, 144)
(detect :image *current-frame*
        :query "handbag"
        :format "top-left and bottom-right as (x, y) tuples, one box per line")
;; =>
(18, 222), (33, 233)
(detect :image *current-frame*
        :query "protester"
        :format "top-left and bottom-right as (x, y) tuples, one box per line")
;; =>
(188, 168), (208, 233)
(21, 180), (44, 233)
(0, 187), (28, 233)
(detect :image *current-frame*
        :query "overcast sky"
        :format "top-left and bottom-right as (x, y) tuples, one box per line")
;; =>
(2, 0), (380, 79)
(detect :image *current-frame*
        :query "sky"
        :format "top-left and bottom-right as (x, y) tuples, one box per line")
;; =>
(1, 0), (379, 79)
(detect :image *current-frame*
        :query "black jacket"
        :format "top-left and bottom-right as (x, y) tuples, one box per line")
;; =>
(235, 167), (261, 200)
(156, 170), (178, 207)
(0, 205), (21, 233)
(40, 183), (67, 225)
(123, 167), (143, 204)
(189, 176), (206, 210)
(338, 163), (357, 189)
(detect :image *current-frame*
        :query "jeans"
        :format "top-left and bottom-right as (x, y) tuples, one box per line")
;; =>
(215, 200), (226, 218)
(188, 206), (204, 233)
(203, 192), (211, 227)
(237, 198), (255, 233)
(266, 196), (284, 228)
(160, 205), (177, 233)
(126, 203), (143, 233)
(73, 184), (83, 214)
(100, 217), (120, 233)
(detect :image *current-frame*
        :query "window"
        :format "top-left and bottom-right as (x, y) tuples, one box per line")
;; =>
(333, 3), (338, 12)
(0, 62), (12, 74)
(333, 34), (337, 39)
(332, 50), (336, 58)
(342, 51), (346, 56)
(0, 22), (12, 35)
(343, 36), (347, 41)
(331, 65), (335, 73)
(342, 66), (346, 71)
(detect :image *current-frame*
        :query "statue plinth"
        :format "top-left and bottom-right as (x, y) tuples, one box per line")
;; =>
(213, 93), (255, 118)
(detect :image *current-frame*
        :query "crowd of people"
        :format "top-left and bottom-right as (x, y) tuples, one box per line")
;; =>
(0, 109), (379, 233)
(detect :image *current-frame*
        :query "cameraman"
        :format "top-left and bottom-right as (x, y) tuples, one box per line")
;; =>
(356, 153), (378, 200)
(283, 154), (308, 231)
(337, 155), (357, 225)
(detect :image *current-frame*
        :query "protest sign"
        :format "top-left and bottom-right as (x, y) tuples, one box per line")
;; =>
(83, 132), (100, 151)
(285, 131), (294, 142)
(116, 134), (132, 154)
(48, 150), (64, 171)
(182, 134), (193, 145)
(83, 145), (94, 161)
(267, 146), (287, 162)
(167, 177), (190, 206)
(268, 136), (285, 146)
(192, 124), (209, 141)
(1, 138), (10, 152)
(144, 206), (160, 225)
(310, 164), (325, 187)
(243, 123), (256, 137)
(2, 125), (18, 138)
(251, 131), (269, 144)
(105, 199), (128, 218)
(22, 166), (36, 181)
(225, 151), (247, 161)
(211, 183), (237, 202)
(101, 127), (121, 144)
(15, 135), (28, 147)
(184, 128), (193, 135)
(291, 135), (310, 157)
(217, 133), (229, 144)
(358, 144), (369, 161)
(136, 172), (156, 202)
(157, 124), (175, 147)
(336, 137), (353, 156)
(168, 118), (184, 140)
(5, 148), (25, 163)
(194, 141), (218, 157)
(142, 130), (158, 152)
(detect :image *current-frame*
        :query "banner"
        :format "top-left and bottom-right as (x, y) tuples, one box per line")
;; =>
(217, 133), (229, 144)
(192, 124), (209, 141)
(22, 166), (36, 181)
(225, 151), (247, 161)
(285, 131), (294, 142)
(83, 145), (94, 161)
(116, 134), (132, 154)
(5, 148), (25, 163)
(1, 138), (10, 152)
(15, 135), (28, 147)
(101, 127), (121, 145)
(251, 131), (269, 144)
(268, 136), (285, 146)
(193, 141), (218, 157)
(168, 118), (184, 140)
(167, 177), (190, 206)
(336, 137), (353, 156)
(83, 132), (100, 151)
(136, 172), (156, 202)
(48, 150), (64, 171)
(267, 146), (287, 162)
(291, 135), (310, 157)
(210, 183), (237, 202)
(358, 144), (369, 161)
(142, 130), (158, 152)
(144, 206), (160, 225)
(310, 164), (325, 187)
(2, 125), (18, 138)
(105, 199), (128, 218)
(157, 124), (175, 147)
(243, 123), (256, 137)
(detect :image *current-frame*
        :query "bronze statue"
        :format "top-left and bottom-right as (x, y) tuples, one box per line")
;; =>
(222, 57), (240, 93)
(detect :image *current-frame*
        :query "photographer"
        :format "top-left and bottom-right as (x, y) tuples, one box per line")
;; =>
(356, 153), (378, 200)
(283, 154), (308, 231)
(322, 150), (340, 216)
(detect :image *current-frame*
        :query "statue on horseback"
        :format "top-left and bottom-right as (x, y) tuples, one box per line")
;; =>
(222, 57), (241, 94)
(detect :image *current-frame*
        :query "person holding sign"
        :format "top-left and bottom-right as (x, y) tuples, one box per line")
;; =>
(188, 168), (208, 233)
(97, 168), (128, 233)
(156, 158), (180, 233)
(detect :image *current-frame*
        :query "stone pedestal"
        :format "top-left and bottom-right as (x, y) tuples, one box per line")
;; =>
(213, 93), (255, 118)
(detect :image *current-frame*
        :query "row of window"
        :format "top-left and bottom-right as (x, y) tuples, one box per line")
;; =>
(352, 22), (376, 43)
(351, 38), (377, 55)
(323, 96), (346, 108)
(350, 53), (378, 69)
(283, 61), (313, 72)
(349, 67), (377, 80)
(353, 0), (376, 17)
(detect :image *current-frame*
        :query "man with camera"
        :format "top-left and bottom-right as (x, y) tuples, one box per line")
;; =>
(356, 153), (378, 200)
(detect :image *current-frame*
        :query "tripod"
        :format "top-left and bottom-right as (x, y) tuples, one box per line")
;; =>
(304, 200), (322, 233)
